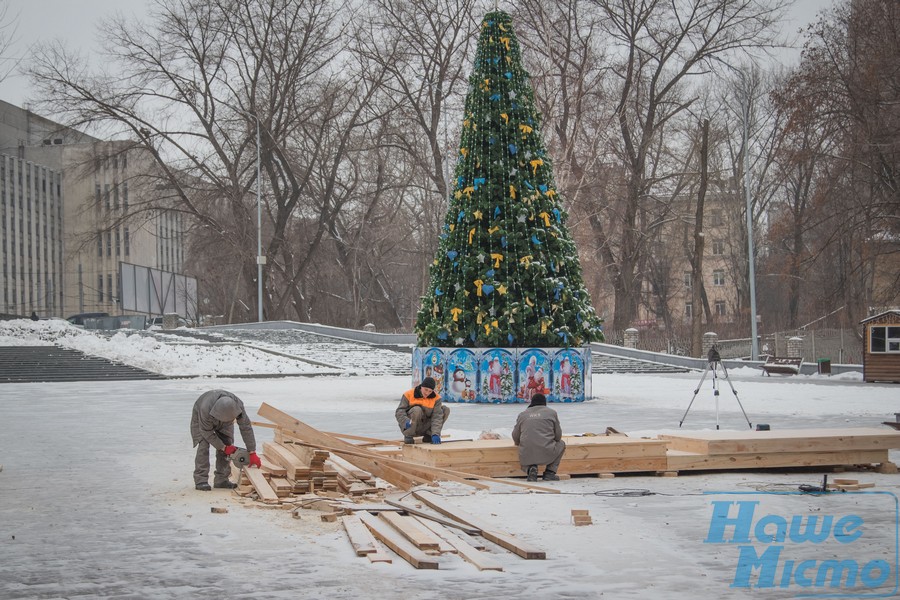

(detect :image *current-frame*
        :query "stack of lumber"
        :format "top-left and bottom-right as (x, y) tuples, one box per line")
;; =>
(660, 428), (900, 472)
(401, 436), (668, 478)
(338, 490), (546, 570)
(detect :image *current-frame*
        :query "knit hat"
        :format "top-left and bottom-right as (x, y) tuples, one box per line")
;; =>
(421, 376), (437, 390)
(529, 393), (547, 407)
(209, 395), (242, 421)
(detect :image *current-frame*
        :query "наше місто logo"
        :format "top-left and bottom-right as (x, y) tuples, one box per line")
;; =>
(704, 491), (898, 596)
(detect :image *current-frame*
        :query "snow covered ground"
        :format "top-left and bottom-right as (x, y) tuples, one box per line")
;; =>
(1, 319), (899, 599)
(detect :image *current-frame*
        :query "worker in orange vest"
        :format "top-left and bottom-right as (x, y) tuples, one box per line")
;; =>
(395, 376), (450, 444)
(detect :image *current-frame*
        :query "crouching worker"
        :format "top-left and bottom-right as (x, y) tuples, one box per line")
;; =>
(512, 393), (565, 481)
(190, 389), (261, 491)
(396, 376), (450, 444)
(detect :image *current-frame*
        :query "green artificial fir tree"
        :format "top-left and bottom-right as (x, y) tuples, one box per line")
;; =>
(416, 10), (603, 348)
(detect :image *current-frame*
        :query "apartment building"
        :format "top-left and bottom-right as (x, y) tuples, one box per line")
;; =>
(0, 100), (184, 318)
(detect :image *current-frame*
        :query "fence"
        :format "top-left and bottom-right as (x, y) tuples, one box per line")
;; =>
(611, 327), (864, 365)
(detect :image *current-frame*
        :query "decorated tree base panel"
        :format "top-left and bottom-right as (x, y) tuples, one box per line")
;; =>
(412, 346), (591, 403)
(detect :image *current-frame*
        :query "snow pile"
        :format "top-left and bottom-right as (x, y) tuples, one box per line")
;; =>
(0, 319), (340, 377)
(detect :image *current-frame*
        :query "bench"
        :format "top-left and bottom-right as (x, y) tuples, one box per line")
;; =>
(761, 356), (803, 376)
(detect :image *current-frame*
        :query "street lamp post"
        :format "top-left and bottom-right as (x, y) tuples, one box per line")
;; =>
(242, 112), (265, 323)
(738, 69), (759, 360)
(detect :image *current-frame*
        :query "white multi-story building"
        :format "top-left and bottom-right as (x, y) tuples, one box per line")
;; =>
(0, 100), (184, 318)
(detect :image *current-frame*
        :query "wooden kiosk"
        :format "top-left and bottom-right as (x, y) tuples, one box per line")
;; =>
(861, 310), (900, 383)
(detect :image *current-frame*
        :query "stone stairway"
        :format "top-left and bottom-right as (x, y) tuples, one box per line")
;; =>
(0, 346), (167, 383)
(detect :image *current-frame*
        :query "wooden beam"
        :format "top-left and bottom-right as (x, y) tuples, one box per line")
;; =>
(358, 512), (439, 569)
(342, 515), (379, 556)
(413, 491), (546, 559)
(415, 517), (503, 571)
(378, 512), (442, 551)
(384, 498), (481, 535)
(244, 467), (280, 503)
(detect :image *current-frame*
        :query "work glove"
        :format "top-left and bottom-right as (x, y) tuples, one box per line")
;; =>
(404, 419), (411, 430)
(248, 452), (262, 468)
(223, 445), (238, 456)
(431, 435), (441, 445)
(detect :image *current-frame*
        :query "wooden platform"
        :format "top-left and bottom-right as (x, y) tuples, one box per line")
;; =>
(660, 428), (900, 472)
(402, 436), (669, 477)
(398, 428), (900, 477)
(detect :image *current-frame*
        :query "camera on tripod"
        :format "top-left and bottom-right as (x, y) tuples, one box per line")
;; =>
(707, 344), (721, 363)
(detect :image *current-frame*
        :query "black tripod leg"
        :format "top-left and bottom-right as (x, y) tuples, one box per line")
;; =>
(719, 364), (753, 429)
(680, 364), (712, 427)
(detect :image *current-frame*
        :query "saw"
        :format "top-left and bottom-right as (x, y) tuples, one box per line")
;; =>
(229, 447), (251, 468)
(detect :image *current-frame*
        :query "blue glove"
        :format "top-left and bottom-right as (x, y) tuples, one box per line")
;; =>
(431, 435), (441, 444)
(404, 419), (411, 430)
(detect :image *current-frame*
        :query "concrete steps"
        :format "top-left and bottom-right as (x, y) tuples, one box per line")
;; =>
(0, 346), (166, 383)
(592, 353), (690, 375)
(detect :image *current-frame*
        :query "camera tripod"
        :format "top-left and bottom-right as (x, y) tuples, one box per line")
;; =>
(679, 346), (753, 430)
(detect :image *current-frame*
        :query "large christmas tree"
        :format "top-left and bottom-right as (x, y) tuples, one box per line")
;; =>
(416, 10), (604, 348)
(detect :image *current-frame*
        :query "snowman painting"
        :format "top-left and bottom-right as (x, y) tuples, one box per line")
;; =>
(451, 368), (467, 395)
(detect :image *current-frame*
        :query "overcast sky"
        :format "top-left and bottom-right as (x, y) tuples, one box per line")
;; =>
(0, 0), (837, 110)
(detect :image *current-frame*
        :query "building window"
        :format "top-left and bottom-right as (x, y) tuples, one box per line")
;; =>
(870, 326), (900, 353)
(709, 210), (724, 227)
(107, 274), (113, 302)
(683, 271), (692, 289)
(712, 240), (725, 255)
(123, 182), (128, 211)
(98, 232), (103, 257)
(106, 231), (112, 257)
(98, 275), (103, 302)
(105, 184), (110, 211)
(124, 227), (130, 256)
(95, 184), (101, 208)
(113, 184), (119, 210)
(715, 301), (727, 316)
(713, 270), (725, 286)
(685, 303), (693, 318)
(115, 229), (120, 256)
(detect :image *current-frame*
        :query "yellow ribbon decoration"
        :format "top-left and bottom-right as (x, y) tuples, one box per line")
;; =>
(541, 320), (548, 334)
(450, 307), (462, 322)
(476, 311), (483, 324)
(474, 279), (483, 296)
(463, 186), (474, 198)
(482, 78), (490, 91)
(530, 158), (543, 174)
(539, 211), (551, 227)
(490, 253), (504, 267)
(500, 36), (510, 51)
(488, 226), (499, 234)
(449, 224), (455, 232)
(525, 296), (534, 307)
(468, 228), (476, 244)
(546, 189), (557, 199)
(520, 255), (533, 268)
(460, 147), (468, 158)
(509, 185), (516, 199)
(484, 323), (491, 335)
(500, 113), (508, 124)
(463, 118), (470, 129)
(433, 302), (439, 316)
(499, 23), (507, 32)
(519, 124), (533, 135)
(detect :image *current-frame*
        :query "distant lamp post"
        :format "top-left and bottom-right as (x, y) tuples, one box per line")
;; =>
(241, 111), (265, 323)
(738, 70), (760, 361)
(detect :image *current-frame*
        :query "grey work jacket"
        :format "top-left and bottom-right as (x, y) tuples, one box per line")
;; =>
(511, 405), (563, 466)
(190, 389), (257, 452)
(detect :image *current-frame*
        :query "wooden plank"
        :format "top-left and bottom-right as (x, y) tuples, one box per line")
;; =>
(357, 511), (439, 569)
(433, 456), (668, 477)
(412, 491), (546, 559)
(378, 512), (442, 551)
(415, 518), (503, 571)
(262, 441), (306, 477)
(244, 467), (280, 503)
(384, 498), (481, 535)
(259, 455), (287, 477)
(342, 515), (379, 555)
(411, 517), (455, 554)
